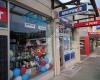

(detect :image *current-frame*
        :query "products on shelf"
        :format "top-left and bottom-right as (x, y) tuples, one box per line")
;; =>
(10, 39), (52, 80)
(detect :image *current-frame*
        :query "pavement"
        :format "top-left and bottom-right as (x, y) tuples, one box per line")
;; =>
(50, 47), (100, 80)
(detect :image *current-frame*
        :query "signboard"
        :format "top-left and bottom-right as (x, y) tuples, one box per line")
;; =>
(25, 23), (36, 29)
(96, 26), (100, 32)
(96, 26), (100, 29)
(38, 25), (46, 30)
(88, 32), (100, 36)
(59, 4), (87, 17)
(74, 20), (100, 28)
(0, 8), (7, 23)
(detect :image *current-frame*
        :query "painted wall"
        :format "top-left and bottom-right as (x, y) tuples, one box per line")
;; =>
(0, 29), (8, 35)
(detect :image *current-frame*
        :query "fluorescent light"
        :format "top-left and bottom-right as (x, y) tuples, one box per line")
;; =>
(59, 0), (72, 3)
(67, 5), (75, 8)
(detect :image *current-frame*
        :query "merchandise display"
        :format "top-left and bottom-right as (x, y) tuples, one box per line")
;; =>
(10, 4), (53, 80)
(10, 39), (52, 80)
(10, 33), (53, 80)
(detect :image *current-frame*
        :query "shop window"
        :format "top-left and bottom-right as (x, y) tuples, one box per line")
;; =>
(0, 0), (8, 28)
(10, 4), (53, 80)
(59, 27), (75, 62)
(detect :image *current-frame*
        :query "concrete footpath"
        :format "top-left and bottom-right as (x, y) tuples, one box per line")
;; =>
(50, 56), (100, 80)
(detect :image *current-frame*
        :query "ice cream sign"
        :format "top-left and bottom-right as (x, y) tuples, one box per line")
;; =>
(0, 8), (7, 23)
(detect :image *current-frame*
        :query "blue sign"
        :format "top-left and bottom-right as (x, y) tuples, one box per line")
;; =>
(96, 26), (100, 29)
(59, 4), (87, 17)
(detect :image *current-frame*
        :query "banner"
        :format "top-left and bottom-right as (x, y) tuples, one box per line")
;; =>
(74, 20), (100, 28)
(0, 8), (7, 23)
(88, 32), (100, 36)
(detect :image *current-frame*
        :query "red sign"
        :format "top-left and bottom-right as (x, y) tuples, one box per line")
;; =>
(88, 32), (100, 36)
(0, 8), (7, 23)
(74, 20), (100, 28)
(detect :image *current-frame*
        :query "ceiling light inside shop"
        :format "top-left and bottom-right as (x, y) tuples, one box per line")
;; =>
(59, 0), (72, 3)
(80, 0), (90, 3)
(66, 5), (75, 8)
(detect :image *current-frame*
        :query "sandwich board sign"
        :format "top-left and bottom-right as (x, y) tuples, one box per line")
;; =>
(59, 4), (88, 17)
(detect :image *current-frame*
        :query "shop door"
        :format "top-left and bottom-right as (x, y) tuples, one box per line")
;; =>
(0, 36), (8, 80)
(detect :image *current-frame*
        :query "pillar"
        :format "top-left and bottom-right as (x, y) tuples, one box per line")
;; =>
(84, 36), (90, 56)
(52, 20), (60, 76)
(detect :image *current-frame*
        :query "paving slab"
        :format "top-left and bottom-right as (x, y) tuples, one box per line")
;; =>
(50, 57), (100, 80)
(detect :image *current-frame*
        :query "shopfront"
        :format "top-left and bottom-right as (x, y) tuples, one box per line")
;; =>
(9, 3), (53, 80)
(0, 0), (81, 80)
(59, 19), (75, 69)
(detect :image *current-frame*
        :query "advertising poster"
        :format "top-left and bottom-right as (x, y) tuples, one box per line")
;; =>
(96, 26), (100, 32)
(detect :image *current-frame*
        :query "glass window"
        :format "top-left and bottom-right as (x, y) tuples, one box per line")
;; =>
(59, 26), (75, 62)
(10, 4), (53, 80)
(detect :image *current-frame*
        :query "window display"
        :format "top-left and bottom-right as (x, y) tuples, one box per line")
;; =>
(10, 4), (53, 80)
(59, 27), (75, 62)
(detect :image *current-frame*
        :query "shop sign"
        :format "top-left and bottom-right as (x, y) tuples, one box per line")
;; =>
(25, 23), (36, 29)
(38, 26), (46, 30)
(96, 26), (100, 29)
(88, 32), (100, 36)
(0, 8), (7, 23)
(74, 20), (100, 28)
(59, 4), (87, 17)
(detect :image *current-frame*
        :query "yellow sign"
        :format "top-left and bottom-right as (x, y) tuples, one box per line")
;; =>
(96, 29), (100, 32)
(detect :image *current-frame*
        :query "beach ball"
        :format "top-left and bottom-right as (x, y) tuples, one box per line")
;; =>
(20, 67), (26, 75)
(22, 73), (29, 80)
(14, 76), (22, 80)
(45, 64), (50, 70)
(13, 68), (20, 77)
(39, 66), (47, 72)
(10, 70), (13, 78)
(44, 56), (49, 64)
(25, 69), (31, 75)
